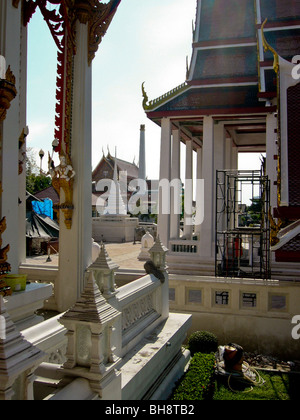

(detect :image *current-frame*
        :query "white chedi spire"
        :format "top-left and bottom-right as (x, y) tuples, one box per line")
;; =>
(104, 147), (127, 216)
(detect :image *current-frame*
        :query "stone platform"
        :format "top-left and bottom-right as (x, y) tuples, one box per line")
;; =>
(119, 312), (192, 400)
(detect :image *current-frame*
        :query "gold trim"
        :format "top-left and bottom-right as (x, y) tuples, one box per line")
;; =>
(142, 82), (149, 110)
(261, 19), (282, 206)
(49, 152), (76, 229)
(87, 0), (120, 66)
(268, 208), (283, 247)
(0, 67), (17, 121)
(261, 18), (279, 74)
(0, 66), (16, 276)
(142, 81), (189, 111)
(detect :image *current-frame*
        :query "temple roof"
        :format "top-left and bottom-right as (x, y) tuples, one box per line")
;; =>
(260, 0), (300, 24)
(92, 152), (139, 183)
(193, 0), (256, 44)
(143, 0), (300, 122)
(149, 85), (264, 114)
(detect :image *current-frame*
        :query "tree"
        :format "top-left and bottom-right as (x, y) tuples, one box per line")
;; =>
(26, 147), (52, 195)
(247, 197), (263, 225)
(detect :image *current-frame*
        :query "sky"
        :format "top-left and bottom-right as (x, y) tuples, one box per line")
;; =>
(26, 0), (263, 181)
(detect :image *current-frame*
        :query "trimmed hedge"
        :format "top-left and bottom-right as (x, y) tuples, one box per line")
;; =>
(187, 330), (218, 356)
(171, 353), (216, 400)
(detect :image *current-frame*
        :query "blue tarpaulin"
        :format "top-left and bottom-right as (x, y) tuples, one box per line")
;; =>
(32, 198), (53, 219)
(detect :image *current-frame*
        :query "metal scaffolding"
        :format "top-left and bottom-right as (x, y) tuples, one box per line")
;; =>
(215, 169), (271, 280)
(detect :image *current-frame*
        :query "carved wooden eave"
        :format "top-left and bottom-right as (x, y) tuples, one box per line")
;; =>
(86, 0), (121, 66)
(23, 1), (121, 64)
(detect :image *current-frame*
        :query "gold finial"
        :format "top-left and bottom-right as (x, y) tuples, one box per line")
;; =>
(142, 82), (149, 110)
(261, 19), (279, 74)
(186, 56), (190, 80)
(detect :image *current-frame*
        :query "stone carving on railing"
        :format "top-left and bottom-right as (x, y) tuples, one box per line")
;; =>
(122, 292), (156, 332)
(89, 242), (119, 299)
(47, 344), (67, 365)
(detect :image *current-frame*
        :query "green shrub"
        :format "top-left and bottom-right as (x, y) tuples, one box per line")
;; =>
(187, 330), (218, 356)
(171, 353), (215, 400)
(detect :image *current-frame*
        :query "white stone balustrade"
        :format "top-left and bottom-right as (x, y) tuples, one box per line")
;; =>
(169, 239), (200, 255)
(169, 274), (300, 360)
(15, 238), (191, 400)
(113, 273), (164, 356)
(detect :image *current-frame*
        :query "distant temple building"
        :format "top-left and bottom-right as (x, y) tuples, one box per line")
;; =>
(92, 124), (146, 197)
(92, 150), (139, 188)
(92, 125), (157, 218)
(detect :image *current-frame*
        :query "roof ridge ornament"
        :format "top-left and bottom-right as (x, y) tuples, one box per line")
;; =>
(142, 81), (189, 111)
(141, 82), (149, 110)
(261, 18), (279, 74)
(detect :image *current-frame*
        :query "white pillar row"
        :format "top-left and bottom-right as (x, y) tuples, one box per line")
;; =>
(1, 2), (26, 273)
(56, 19), (92, 311)
(231, 144), (238, 171)
(183, 139), (193, 239)
(194, 146), (203, 236)
(157, 117), (172, 248)
(225, 137), (233, 170)
(266, 113), (278, 210)
(214, 122), (225, 171)
(170, 128), (181, 240)
(18, 15), (28, 268)
(214, 122), (226, 233)
(199, 116), (214, 258)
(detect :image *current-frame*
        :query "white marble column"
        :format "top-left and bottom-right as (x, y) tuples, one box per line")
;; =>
(194, 146), (203, 236)
(56, 19), (92, 311)
(199, 116), (214, 258)
(18, 16), (28, 268)
(1, 1), (26, 273)
(266, 113), (278, 210)
(157, 117), (172, 248)
(214, 122), (226, 232)
(214, 122), (225, 171)
(225, 138), (233, 170)
(183, 139), (193, 239)
(231, 144), (238, 171)
(170, 129), (181, 239)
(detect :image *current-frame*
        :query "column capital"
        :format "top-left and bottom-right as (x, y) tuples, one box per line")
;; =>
(0, 67), (17, 122)
(74, 1), (93, 24)
(12, 0), (20, 8)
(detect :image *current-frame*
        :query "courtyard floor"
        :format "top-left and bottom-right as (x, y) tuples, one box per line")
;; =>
(25, 241), (145, 271)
